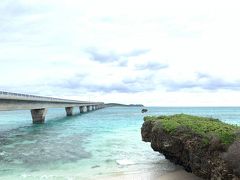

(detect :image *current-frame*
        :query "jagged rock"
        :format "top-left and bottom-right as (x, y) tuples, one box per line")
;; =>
(141, 114), (240, 180)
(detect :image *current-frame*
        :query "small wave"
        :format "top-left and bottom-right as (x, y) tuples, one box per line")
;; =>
(116, 159), (135, 165)
(0, 151), (6, 156)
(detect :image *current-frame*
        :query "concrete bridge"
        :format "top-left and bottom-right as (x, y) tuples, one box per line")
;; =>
(0, 91), (104, 124)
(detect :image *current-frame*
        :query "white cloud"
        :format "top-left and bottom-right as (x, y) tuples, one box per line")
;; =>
(0, 0), (240, 105)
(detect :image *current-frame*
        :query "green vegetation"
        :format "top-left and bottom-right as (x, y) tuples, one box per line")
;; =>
(144, 114), (240, 145)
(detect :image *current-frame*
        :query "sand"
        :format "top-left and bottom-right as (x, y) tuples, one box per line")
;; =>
(100, 169), (202, 180)
(157, 170), (202, 180)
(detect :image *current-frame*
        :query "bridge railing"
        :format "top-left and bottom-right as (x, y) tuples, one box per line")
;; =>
(0, 91), (69, 101)
(0, 91), (103, 104)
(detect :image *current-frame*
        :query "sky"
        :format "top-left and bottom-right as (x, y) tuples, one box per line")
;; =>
(1, 0), (240, 106)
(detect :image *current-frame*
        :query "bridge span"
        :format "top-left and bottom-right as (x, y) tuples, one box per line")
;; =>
(0, 91), (104, 124)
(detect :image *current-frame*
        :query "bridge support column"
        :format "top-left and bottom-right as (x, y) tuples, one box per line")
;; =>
(31, 108), (47, 124)
(87, 106), (91, 112)
(65, 107), (73, 116)
(79, 106), (85, 113)
(92, 105), (95, 110)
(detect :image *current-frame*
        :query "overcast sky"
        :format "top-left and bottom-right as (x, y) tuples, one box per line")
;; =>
(1, 0), (240, 106)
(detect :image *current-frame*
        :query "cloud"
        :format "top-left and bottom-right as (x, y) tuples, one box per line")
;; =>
(135, 61), (168, 70)
(201, 79), (240, 91)
(0, 0), (51, 45)
(85, 82), (155, 93)
(1, 0), (240, 106)
(48, 73), (156, 94)
(165, 73), (240, 91)
(86, 47), (150, 63)
(0, 0), (28, 18)
(87, 84), (137, 93)
(196, 72), (210, 79)
(124, 49), (150, 57)
(117, 59), (128, 67)
(85, 48), (119, 63)
(58, 82), (146, 93)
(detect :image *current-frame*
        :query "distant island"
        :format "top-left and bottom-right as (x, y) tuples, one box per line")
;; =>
(105, 103), (144, 107)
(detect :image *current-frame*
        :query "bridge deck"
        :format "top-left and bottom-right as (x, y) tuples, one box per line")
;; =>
(0, 91), (103, 111)
(0, 91), (104, 123)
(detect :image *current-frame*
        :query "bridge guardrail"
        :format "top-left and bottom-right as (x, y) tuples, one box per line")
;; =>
(0, 91), (103, 105)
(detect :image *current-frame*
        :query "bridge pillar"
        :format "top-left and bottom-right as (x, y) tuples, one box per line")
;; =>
(87, 106), (91, 112)
(92, 105), (95, 110)
(79, 106), (85, 113)
(31, 108), (47, 124)
(65, 107), (73, 116)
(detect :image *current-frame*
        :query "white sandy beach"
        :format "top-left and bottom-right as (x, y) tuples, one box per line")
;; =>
(101, 169), (202, 180)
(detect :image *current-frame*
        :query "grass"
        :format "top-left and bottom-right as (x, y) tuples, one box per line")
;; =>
(144, 114), (240, 145)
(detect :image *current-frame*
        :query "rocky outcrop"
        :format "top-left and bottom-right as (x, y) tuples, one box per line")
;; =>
(141, 119), (240, 180)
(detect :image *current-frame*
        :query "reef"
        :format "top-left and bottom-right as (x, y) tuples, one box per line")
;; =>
(141, 114), (240, 180)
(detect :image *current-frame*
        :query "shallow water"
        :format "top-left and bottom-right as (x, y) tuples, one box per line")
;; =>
(0, 107), (239, 179)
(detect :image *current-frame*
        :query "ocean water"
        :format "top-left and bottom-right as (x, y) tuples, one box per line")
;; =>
(0, 107), (240, 179)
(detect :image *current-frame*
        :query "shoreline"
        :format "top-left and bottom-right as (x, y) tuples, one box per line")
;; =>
(100, 169), (202, 180)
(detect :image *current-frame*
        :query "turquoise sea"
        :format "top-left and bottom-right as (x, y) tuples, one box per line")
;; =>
(0, 107), (240, 179)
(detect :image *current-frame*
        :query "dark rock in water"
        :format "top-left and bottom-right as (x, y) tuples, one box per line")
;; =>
(141, 109), (148, 113)
(105, 159), (113, 163)
(141, 115), (240, 180)
(91, 165), (100, 168)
